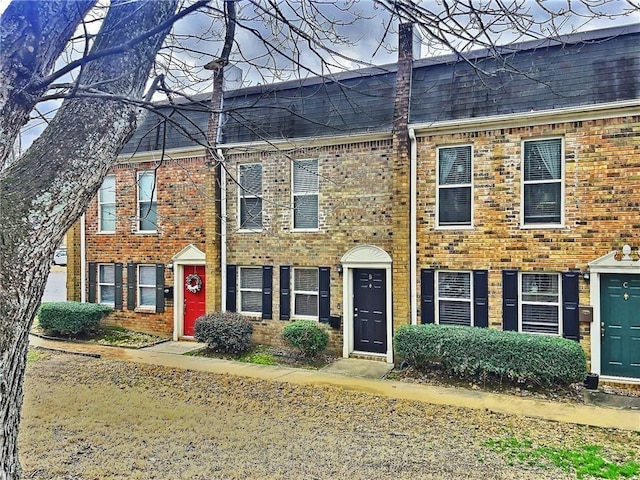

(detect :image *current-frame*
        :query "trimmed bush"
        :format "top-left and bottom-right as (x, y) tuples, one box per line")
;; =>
(194, 312), (253, 353)
(282, 320), (329, 358)
(394, 324), (587, 386)
(37, 302), (113, 336)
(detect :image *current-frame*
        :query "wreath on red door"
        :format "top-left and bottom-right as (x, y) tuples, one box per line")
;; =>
(185, 273), (202, 294)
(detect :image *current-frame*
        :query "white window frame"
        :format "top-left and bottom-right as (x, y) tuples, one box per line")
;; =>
(291, 159), (319, 231)
(435, 270), (473, 327)
(521, 137), (564, 228)
(292, 267), (319, 320)
(98, 174), (116, 233)
(519, 272), (562, 336)
(239, 267), (262, 315)
(436, 145), (473, 229)
(137, 170), (157, 233)
(98, 263), (115, 306)
(137, 264), (156, 309)
(238, 163), (263, 231)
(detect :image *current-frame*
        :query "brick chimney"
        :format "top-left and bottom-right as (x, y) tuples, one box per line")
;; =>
(391, 23), (418, 330)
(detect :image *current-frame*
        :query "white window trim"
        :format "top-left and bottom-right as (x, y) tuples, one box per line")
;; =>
(518, 272), (563, 336)
(291, 159), (319, 232)
(435, 270), (474, 327)
(98, 174), (116, 234)
(435, 145), (474, 230)
(292, 267), (319, 320)
(98, 263), (115, 306)
(239, 266), (262, 315)
(137, 170), (157, 233)
(137, 264), (156, 310)
(237, 163), (263, 232)
(520, 137), (565, 229)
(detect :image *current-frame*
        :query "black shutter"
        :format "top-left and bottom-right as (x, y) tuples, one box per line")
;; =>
(155, 264), (165, 313)
(562, 271), (580, 342)
(280, 266), (291, 320)
(262, 266), (273, 320)
(226, 264), (237, 312)
(127, 263), (136, 310)
(473, 270), (488, 328)
(502, 270), (519, 331)
(114, 263), (123, 311)
(318, 266), (330, 323)
(88, 262), (97, 303)
(420, 269), (435, 324)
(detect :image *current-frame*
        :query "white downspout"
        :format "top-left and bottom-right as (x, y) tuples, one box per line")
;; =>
(409, 128), (417, 325)
(218, 148), (227, 311)
(80, 213), (86, 302)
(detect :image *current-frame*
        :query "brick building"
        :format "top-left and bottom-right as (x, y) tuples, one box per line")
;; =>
(68, 24), (640, 383)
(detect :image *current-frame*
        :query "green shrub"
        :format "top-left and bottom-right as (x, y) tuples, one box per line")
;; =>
(282, 320), (329, 358)
(394, 324), (586, 386)
(37, 302), (113, 336)
(194, 312), (253, 354)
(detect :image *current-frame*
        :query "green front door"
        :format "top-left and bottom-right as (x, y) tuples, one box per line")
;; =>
(600, 274), (640, 378)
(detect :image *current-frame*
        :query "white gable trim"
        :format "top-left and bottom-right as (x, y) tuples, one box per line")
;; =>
(172, 244), (206, 264)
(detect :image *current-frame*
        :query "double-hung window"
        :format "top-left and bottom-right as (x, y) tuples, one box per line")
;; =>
(98, 175), (116, 233)
(98, 264), (115, 305)
(293, 268), (319, 318)
(137, 265), (156, 308)
(137, 171), (157, 232)
(239, 267), (262, 314)
(292, 159), (319, 230)
(437, 146), (472, 228)
(238, 163), (263, 230)
(437, 271), (472, 326)
(522, 138), (563, 226)
(520, 273), (561, 335)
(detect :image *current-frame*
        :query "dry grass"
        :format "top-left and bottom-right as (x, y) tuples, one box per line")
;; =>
(19, 350), (640, 480)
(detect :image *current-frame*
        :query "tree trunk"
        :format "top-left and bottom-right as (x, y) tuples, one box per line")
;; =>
(0, 1), (178, 478)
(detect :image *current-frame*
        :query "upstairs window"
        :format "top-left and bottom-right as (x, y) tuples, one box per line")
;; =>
(137, 265), (156, 308)
(523, 138), (563, 226)
(520, 273), (561, 335)
(437, 146), (472, 227)
(137, 171), (157, 232)
(238, 163), (263, 230)
(98, 175), (116, 233)
(293, 268), (319, 319)
(239, 267), (262, 315)
(292, 159), (319, 230)
(437, 271), (472, 326)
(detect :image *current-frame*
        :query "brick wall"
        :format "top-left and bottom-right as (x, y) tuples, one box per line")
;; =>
(224, 140), (394, 350)
(415, 114), (640, 356)
(73, 156), (209, 335)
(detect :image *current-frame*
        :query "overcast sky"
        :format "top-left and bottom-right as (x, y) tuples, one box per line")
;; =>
(2, 0), (638, 152)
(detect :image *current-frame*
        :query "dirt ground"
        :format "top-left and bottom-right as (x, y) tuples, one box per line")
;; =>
(19, 351), (639, 480)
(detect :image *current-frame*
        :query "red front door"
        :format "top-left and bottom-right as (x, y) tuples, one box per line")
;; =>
(183, 265), (206, 336)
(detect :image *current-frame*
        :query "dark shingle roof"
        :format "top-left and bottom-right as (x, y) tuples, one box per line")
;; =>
(409, 25), (639, 124)
(120, 25), (639, 154)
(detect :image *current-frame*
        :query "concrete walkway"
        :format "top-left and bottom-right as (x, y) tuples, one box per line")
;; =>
(28, 335), (640, 432)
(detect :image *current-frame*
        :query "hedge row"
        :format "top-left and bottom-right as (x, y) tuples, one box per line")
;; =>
(37, 302), (113, 336)
(394, 324), (586, 385)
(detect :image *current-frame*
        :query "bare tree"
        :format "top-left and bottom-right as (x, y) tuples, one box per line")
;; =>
(0, 0), (637, 478)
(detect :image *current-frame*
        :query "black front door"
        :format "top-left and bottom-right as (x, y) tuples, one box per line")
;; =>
(353, 268), (387, 353)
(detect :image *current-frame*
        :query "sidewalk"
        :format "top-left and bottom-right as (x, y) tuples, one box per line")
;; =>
(28, 335), (640, 432)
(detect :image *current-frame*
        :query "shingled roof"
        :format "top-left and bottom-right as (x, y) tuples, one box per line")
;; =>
(120, 24), (639, 155)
